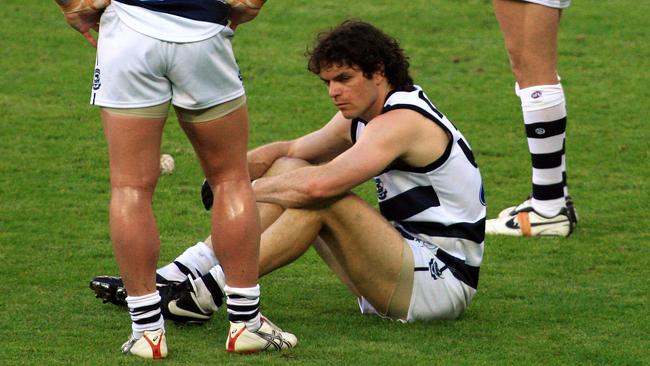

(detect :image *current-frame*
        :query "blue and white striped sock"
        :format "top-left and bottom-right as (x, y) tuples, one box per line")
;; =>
(194, 265), (226, 312)
(157, 241), (219, 282)
(225, 285), (261, 332)
(126, 291), (165, 339)
(517, 83), (569, 217)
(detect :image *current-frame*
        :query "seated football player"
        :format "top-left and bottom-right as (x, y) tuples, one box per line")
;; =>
(91, 19), (486, 324)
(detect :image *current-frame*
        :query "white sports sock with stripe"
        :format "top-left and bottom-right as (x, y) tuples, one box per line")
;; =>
(126, 291), (165, 339)
(517, 82), (569, 217)
(157, 241), (218, 282)
(225, 285), (261, 332)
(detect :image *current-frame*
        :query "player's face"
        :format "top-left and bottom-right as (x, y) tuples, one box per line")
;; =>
(319, 64), (384, 120)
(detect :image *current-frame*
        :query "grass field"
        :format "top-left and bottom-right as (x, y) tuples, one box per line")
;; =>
(1, 0), (649, 364)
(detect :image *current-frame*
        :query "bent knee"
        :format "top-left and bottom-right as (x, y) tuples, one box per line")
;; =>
(204, 174), (250, 188)
(265, 157), (311, 177)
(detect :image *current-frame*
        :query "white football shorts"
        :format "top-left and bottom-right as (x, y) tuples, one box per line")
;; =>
(358, 238), (476, 322)
(90, 6), (244, 110)
(523, 0), (570, 9)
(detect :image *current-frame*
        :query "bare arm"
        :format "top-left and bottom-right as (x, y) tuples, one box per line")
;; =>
(253, 109), (448, 208)
(247, 112), (353, 180)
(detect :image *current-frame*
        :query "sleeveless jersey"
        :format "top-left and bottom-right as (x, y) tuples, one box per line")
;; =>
(111, 0), (230, 42)
(351, 85), (486, 289)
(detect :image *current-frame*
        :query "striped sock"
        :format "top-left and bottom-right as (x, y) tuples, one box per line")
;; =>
(517, 83), (569, 217)
(194, 265), (226, 312)
(157, 241), (219, 282)
(225, 285), (261, 332)
(126, 291), (165, 338)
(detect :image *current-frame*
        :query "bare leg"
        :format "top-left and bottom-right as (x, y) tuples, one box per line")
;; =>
(258, 193), (408, 316)
(179, 105), (259, 288)
(102, 110), (166, 296)
(491, 0), (572, 222)
(256, 157), (310, 230)
(165, 157), (410, 318)
(493, 0), (561, 87)
(312, 196), (408, 314)
(202, 157), (311, 263)
(258, 208), (322, 276)
(207, 156), (409, 315)
(312, 238), (361, 297)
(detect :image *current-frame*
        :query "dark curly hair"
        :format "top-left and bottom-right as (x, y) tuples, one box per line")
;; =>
(307, 20), (414, 91)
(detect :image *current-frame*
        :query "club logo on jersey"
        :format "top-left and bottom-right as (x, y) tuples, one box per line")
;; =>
(93, 68), (101, 91)
(374, 178), (387, 200)
(531, 90), (542, 99)
(428, 258), (445, 280)
(535, 127), (546, 135)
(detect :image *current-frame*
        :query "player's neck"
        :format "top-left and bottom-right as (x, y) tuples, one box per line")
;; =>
(362, 83), (392, 121)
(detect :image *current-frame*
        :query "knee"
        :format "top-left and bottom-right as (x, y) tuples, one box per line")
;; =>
(110, 172), (158, 191)
(264, 157), (311, 177)
(504, 47), (529, 82)
(110, 183), (156, 205)
(506, 48), (558, 86)
(508, 56), (525, 82)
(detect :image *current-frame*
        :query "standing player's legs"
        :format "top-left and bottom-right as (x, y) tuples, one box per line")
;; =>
(102, 109), (168, 358)
(493, 0), (561, 88)
(488, 0), (576, 237)
(179, 104), (297, 352)
(160, 25), (295, 352)
(91, 8), (178, 358)
(179, 105), (259, 311)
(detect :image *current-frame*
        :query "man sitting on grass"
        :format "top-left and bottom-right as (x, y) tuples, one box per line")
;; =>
(92, 19), (486, 323)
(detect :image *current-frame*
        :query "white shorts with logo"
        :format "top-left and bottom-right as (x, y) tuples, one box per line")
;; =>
(90, 6), (245, 109)
(358, 238), (476, 322)
(523, 0), (570, 9)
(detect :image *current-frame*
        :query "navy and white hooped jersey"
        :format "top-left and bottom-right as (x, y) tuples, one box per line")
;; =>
(352, 85), (486, 288)
(111, 0), (230, 42)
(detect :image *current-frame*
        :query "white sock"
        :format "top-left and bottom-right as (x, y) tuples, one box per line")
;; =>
(194, 265), (226, 312)
(517, 82), (569, 217)
(225, 285), (261, 332)
(126, 292), (165, 339)
(157, 241), (218, 282)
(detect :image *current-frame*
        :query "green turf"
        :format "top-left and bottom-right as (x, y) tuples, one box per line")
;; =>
(1, 0), (648, 364)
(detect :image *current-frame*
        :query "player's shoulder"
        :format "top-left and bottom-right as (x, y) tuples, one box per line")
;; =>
(365, 109), (430, 144)
(375, 105), (431, 127)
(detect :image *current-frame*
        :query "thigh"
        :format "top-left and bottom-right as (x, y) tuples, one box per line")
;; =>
(312, 237), (361, 297)
(179, 104), (250, 181)
(102, 110), (166, 187)
(493, 0), (562, 86)
(318, 194), (412, 315)
(93, 7), (172, 108)
(168, 27), (245, 110)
